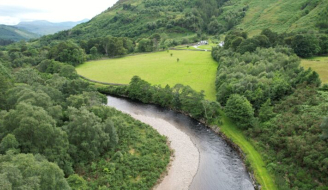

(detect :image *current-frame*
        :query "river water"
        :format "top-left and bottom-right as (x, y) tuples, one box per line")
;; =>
(107, 96), (254, 190)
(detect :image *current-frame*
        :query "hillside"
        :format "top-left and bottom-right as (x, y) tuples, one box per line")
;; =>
(44, 0), (327, 42)
(16, 19), (89, 35)
(0, 25), (39, 42)
(226, 0), (328, 36)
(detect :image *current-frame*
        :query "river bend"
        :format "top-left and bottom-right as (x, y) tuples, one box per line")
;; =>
(107, 96), (254, 190)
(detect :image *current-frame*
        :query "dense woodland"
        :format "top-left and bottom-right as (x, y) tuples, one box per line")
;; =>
(0, 42), (170, 189)
(211, 29), (328, 189)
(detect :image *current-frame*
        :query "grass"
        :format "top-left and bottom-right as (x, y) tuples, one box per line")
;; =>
(218, 111), (277, 190)
(198, 44), (216, 50)
(301, 56), (328, 84)
(197, 39), (218, 50)
(218, 0), (328, 36)
(174, 45), (197, 50)
(76, 50), (218, 100)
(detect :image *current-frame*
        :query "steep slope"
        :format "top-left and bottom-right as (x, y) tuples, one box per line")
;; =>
(56, 0), (198, 40)
(16, 19), (89, 35)
(46, 0), (326, 42)
(0, 25), (40, 41)
(222, 0), (328, 36)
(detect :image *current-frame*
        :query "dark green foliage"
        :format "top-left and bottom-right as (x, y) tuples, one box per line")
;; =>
(0, 134), (19, 154)
(225, 94), (254, 129)
(258, 99), (275, 122)
(14, 67), (43, 85)
(66, 91), (106, 108)
(0, 41), (170, 189)
(1, 103), (71, 173)
(67, 174), (88, 190)
(320, 117), (328, 140)
(316, 4), (328, 32)
(319, 35), (328, 55)
(104, 76), (221, 123)
(291, 34), (321, 58)
(0, 64), (11, 109)
(127, 76), (153, 103)
(80, 36), (134, 58)
(64, 107), (118, 163)
(0, 152), (70, 190)
(212, 46), (320, 109)
(137, 38), (153, 52)
(250, 86), (328, 189)
(48, 41), (86, 66)
(225, 29), (326, 58)
(83, 106), (170, 189)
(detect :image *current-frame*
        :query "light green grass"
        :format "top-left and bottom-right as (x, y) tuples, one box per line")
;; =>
(198, 44), (216, 50)
(76, 50), (218, 100)
(174, 45), (197, 50)
(219, 111), (277, 190)
(198, 39), (218, 50)
(301, 56), (328, 84)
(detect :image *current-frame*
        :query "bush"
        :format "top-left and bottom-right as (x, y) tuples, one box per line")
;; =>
(225, 94), (254, 129)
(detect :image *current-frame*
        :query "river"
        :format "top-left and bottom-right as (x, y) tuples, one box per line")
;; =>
(107, 95), (254, 190)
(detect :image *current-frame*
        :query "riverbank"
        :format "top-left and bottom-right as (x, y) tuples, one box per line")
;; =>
(118, 110), (200, 190)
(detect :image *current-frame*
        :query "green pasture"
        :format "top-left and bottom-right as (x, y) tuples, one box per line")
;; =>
(301, 56), (328, 84)
(174, 45), (197, 50)
(76, 50), (218, 100)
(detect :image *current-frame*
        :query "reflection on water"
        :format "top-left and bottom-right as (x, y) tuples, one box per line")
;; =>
(107, 96), (254, 190)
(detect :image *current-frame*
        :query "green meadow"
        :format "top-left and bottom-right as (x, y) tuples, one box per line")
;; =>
(301, 56), (328, 84)
(76, 50), (218, 100)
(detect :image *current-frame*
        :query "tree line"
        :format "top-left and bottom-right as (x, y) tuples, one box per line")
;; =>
(100, 76), (222, 124)
(223, 28), (328, 58)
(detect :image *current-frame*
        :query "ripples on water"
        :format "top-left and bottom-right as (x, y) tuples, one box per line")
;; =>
(107, 96), (254, 190)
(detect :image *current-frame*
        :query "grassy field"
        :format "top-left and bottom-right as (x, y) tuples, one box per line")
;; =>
(219, 112), (277, 190)
(301, 56), (328, 84)
(76, 50), (218, 100)
(174, 45), (197, 50)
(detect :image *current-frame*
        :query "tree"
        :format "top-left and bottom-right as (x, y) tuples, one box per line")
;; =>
(1, 103), (71, 174)
(0, 134), (19, 153)
(259, 99), (275, 122)
(48, 41), (86, 66)
(59, 65), (78, 79)
(320, 117), (328, 140)
(261, 28), (278, 45)
(225, 94), (254, 129)
(0, 152), (70, 190)
(0, 66), (11, 109)
(319, 35), (328, 55)
(14, 67), (43, 85)
(208, 19), (220, 34)
(64, 107), (118, 163)
(67, 174), (88, 190)
(291, 34), (320, 58)
(137, 39), (153, 52)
